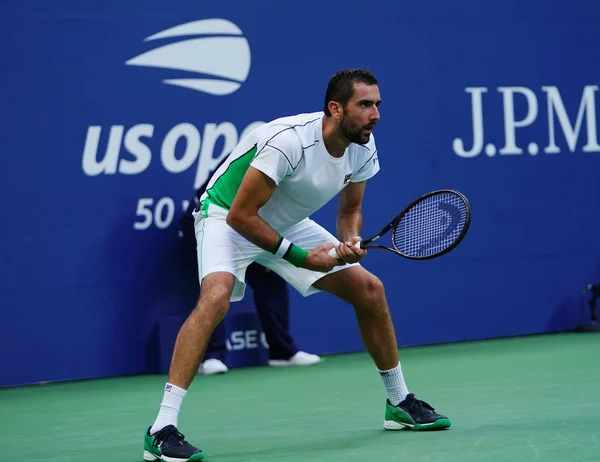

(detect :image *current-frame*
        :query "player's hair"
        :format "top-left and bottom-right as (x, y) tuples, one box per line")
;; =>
(323, 69), (378, 116)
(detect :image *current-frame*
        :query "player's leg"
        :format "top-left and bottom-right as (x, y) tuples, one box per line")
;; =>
(180, 198), (228, 376)
(313, 266), (398, 368)
(167, 272), (234, 389)
(198, 321), (229, 375)
(144, 203), (259, 462)
(144, 272), (233, 462)
(258, 218), (450, 431)
(312, 267), (449, 430)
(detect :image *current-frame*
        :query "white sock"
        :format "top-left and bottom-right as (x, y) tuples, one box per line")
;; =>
(378, 363), (409, 406)
(150, 383), (187, 434)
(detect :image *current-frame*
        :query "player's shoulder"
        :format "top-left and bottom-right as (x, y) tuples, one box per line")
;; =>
(257, 111), (323, 154)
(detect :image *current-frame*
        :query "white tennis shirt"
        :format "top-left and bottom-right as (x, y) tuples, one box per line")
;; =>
(200, 111), (380, 232)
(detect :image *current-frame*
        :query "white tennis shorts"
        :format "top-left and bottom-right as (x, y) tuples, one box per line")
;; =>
(193, 202), (358, 302)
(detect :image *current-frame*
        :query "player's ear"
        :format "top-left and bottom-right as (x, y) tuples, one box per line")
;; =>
(328, 101), (343, 120)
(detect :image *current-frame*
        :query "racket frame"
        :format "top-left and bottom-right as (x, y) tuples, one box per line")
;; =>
(359, 189), (471, 260)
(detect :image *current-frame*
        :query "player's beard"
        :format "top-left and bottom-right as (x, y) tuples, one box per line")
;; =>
(339, 113), (374, 145)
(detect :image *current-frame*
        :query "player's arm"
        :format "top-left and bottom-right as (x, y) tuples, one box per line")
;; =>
(226, 166), (282, 254)
(227, 167), (341, 272)
(337, 181), (366, 241)
(333, 181), (368, 263)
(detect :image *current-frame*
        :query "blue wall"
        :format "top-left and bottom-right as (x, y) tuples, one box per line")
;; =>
(2, 0), (600, 387)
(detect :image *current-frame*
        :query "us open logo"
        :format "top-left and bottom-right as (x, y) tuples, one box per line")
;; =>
(126, 18), (251, 96)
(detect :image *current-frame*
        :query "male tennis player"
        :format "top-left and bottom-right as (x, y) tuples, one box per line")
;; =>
(143, 69), (451, 462)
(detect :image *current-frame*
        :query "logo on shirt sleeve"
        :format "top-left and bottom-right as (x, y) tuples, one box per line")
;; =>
(343, 173), (353, 184)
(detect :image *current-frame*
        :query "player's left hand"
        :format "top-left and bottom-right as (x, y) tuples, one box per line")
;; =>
(334, 236), (366, 264)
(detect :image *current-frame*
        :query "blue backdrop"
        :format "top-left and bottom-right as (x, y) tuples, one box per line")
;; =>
(2, 0), (600, 387)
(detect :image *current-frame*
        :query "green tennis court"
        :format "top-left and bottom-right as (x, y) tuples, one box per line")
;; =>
(3, 332), (599, 461)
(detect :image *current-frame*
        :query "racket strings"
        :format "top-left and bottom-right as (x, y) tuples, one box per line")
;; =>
(393, 193), (468, 258)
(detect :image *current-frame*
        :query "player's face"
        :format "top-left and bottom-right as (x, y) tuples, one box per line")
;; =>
(340, 82), (381, 145)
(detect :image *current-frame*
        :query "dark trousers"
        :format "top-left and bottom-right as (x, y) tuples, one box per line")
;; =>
(179, 203), (298, 362)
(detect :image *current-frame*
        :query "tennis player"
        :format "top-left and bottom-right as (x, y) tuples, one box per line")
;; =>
(143, 69), (451, 462)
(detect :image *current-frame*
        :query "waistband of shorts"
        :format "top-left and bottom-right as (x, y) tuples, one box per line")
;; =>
(197, 198), (228, 219)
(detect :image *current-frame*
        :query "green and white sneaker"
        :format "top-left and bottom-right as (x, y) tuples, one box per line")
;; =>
(384, 394), (451, 431)
(143, 425), (205, 461)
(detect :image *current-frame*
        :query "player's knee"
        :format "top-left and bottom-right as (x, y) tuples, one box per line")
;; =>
(196, 281), (232, 320)
(355, 273), (386, 307)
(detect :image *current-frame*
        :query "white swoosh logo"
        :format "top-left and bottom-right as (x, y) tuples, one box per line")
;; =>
(126, 19), (251, 96)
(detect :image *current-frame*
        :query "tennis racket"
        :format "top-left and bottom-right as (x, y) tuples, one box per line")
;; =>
(329, 189), (471, 260)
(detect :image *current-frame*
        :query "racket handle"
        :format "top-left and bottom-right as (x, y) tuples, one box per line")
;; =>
(328, 242), (361, 260)
(328, 247), (340, 259)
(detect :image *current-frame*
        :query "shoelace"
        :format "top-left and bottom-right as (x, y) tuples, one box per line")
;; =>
(154, 427), (190, 448)
(408, 397), (436, 413)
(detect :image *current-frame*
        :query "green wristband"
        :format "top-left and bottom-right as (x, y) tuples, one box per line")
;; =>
(283, 244), (309, 268)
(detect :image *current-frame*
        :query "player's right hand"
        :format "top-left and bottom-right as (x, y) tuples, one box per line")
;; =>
(303, 244), (345, 272)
